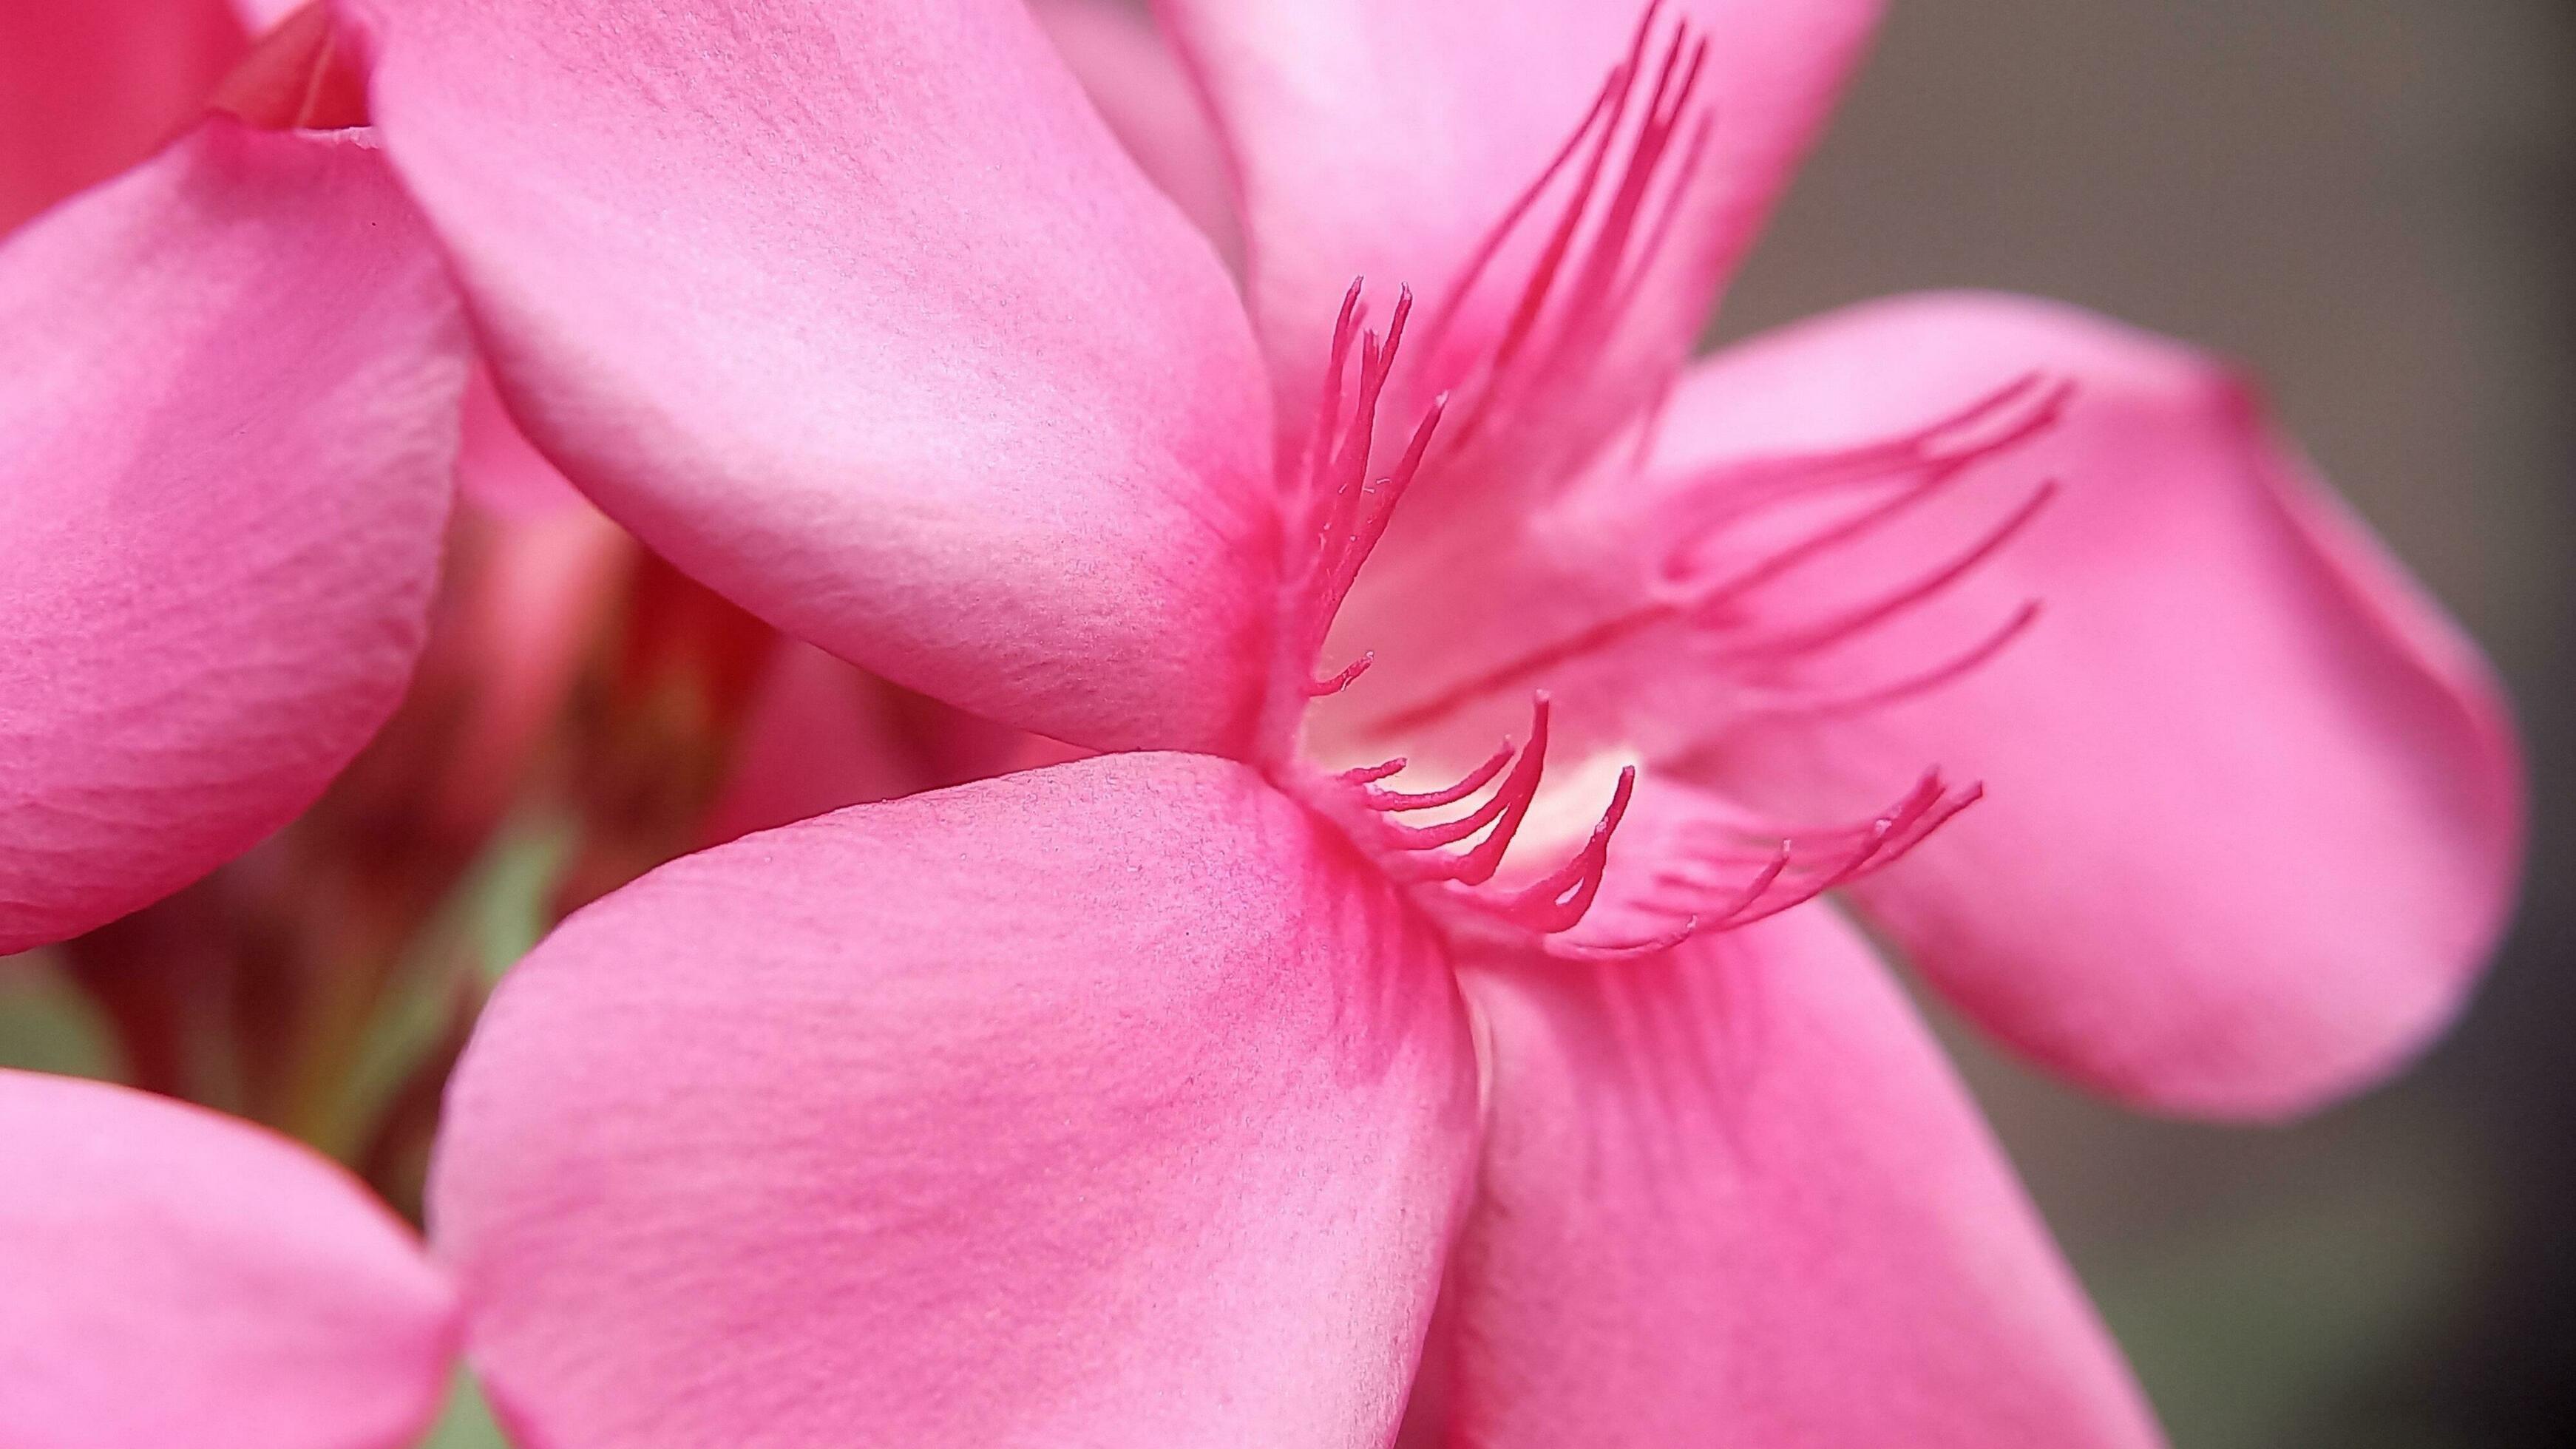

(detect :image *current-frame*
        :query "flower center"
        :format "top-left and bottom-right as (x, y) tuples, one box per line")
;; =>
(1256, 4), (2061, 962)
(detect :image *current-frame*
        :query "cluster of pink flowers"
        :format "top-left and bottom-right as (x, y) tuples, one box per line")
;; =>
(0, 0), (2523, 1445)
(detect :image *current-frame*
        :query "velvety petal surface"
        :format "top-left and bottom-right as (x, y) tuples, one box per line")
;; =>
(1031, 0), (1241, 266)
(1431, 906), (2163, 1448)
(231, 0), (306, 30)
(0, 0), (245, 234)
(0, 121), (464, 953)
(453, 365), (588, 520)
(0, 1068), (458, 1448)
(433, 752), (1478, 1448)
(350, 0), (1281, 755)
(1157, 0), (1878, 489)
(697, 639), (937, 846)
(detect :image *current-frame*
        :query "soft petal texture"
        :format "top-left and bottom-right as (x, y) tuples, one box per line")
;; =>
(1031, 0), (1241, 266)
(0, 121), (465, 953)
(1434, 906), (2163, 1448)
(0, 0), (245, 234)
(231, 0), (305, 30)
(0, 1068), (458, 1448)
(352, 0), (1281, 756)
(454, 367), (587, 519)
(697, 639), (936, 846)
(1340, 291), (2520, 1118)
(206, 0), (367, 130)
(434, 752), (1478, 1448)
(1156, 0), (1879, 482)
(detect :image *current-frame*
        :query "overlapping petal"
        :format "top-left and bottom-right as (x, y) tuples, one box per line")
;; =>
(1157, 0), (1879, 486)
(698, 639), (936, 845)
(1431, 908), (2164, 1448)
(0, 1068), (458, 1448)
(1031, 0), (1241, 265)
(350, 0), (1282, 756)
(434, 752), (1478, 1448)
(231, 0), (306, 30)
(0, 120), (464, 953)
(0, 0), (246, 234)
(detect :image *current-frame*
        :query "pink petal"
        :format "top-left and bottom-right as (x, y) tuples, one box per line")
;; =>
(1156, 0), (1879, 482)
(0, 0), (245, 235)
(453, 365), (588, 520)
(433, 752), (1478, 1448)
(352, 0), (1281, 756)
(231, 0), (306, 30)
(1434, 907), (2164, 1448)
(0, 121), (465, 954)
(0, 1068), (458, 1448)
(1611, 292), (2514, 1118)
(696, 639), (938, 846)
(1030, 0), (1241, 267)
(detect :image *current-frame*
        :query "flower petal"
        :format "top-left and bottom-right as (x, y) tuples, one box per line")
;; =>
(1433, 906), (2164, 1448)
(351, 0), (1281, 755)
(1031, 0), (1241, 266)
(1645, 294), (2521, 1117)
(232, 0), (305, 30)
(433, 751), (1478, 1448)
(696, 639), (938, 846)
(0, 0), (245, 234)
(0, 1068), (458, 1449)
(0, 121), (465, 954)
(453, 366), (588, 520)
(1157, 0), (1878, 480)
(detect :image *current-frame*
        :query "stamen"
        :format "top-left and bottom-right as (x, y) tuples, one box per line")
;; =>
(1378, 696), (1556, 885)
(1430, 1), (1713, 460)
(1321, 696), (1653, 952)
(1473, 764), (1637, 932)
(1272, 278), (1451, 749)
(1308, 652), (1375, 698)
(1304, 279), (1369, 501)
(1741, 603), (2043, 722)
(1545, 918), (1701, 963)
(1567, 771), (1984, 953)
(1703, 481), (2058, 663)
(1356, 377), (2072, 742)
(1661, 376), (2072, 588)
(1360, 740), (1515, 811)
(1338, 757), (1411, 787)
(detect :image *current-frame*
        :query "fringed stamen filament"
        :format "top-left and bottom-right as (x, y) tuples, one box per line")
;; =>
(1279, 280), (1450, 721)
(1358, 374), (2072, 743)
(1309, 696), (1647, 951)
(1699, 480), (2059, 662)
(1740, 602), (2044, 721)
(1419, 0), (1715, 462)
(1651, 773), (1978, 929)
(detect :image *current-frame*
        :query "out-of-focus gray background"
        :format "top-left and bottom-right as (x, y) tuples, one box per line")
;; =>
(1709, 4), (2571, 1445)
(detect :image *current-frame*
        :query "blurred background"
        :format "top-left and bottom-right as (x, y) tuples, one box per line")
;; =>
(1704, 4), (2573, 1445)
(4, 3), (2569, 1445)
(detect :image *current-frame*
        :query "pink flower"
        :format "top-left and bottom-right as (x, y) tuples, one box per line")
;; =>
(0, 1067), (458, 1447)
(0, 0), (2522, 1443)
(207, 0), (2512, 1445)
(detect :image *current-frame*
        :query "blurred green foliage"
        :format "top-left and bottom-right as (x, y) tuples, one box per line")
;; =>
(422, 1370), (512, 1449)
